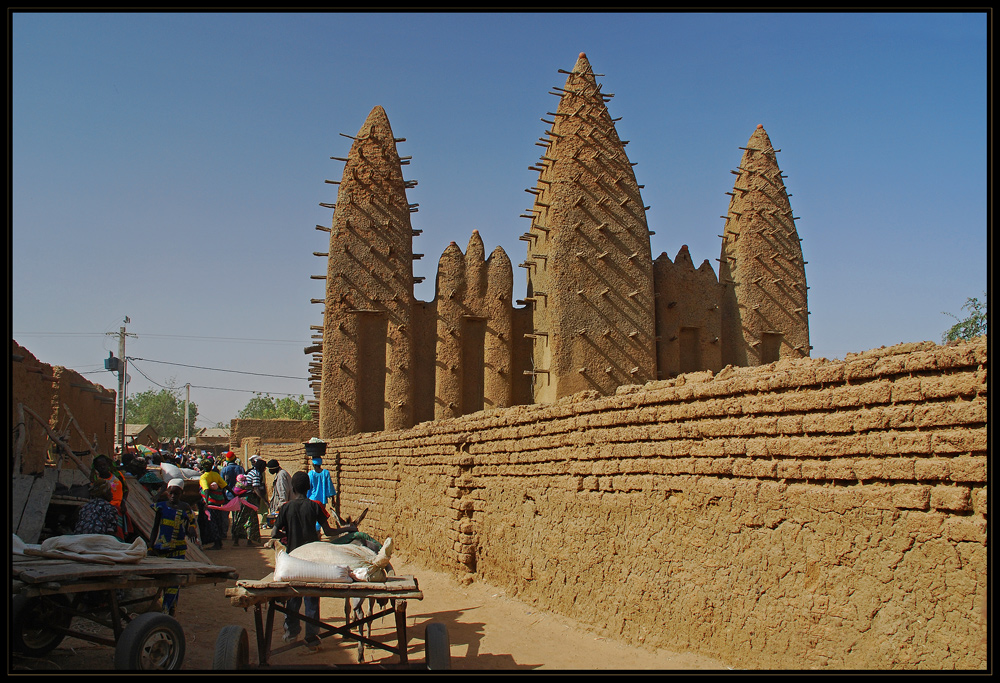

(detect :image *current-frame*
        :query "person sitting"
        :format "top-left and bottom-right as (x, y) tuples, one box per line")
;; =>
(73, 480), (122, 538)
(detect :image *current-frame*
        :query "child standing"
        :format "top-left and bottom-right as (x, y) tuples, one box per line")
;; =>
(149, 479), (200, 616)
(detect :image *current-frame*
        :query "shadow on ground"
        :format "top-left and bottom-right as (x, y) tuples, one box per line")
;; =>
(408, 606), (542, 670)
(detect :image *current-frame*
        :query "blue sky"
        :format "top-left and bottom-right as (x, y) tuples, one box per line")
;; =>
(11, 12), (987, 429)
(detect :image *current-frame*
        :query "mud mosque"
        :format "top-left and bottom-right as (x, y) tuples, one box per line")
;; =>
(14, 53), (984, 669)
(308, 53), (809, 438)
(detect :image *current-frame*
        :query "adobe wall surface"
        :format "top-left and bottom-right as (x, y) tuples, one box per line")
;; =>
(325, 338), (987, 669)
(230, 419), (317, 450)
(12, 341), (56, 474)
(51, 366), (117, 457)
(12, 340), (116, 474)
(230, 419), (320, 488)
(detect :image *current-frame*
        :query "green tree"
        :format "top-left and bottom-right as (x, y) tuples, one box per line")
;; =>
(942, 293), (987, 342)
(125, 383), (198, 438)
(237, 393), (313, 420)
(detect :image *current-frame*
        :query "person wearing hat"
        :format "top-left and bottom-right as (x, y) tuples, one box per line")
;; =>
(138, 470), (166, 499)
(149, 479), (200, 616)
(73, 480), (122, 538)
(307, 454), (339, 526)
(267, 459), (292, 526)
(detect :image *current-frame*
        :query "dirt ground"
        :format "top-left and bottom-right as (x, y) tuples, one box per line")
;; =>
(12, 541), (731, 672)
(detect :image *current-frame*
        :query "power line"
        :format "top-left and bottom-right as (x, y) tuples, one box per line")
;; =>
(16, 331), (309, 344)
(127, 357), (309, 380)
(129, 361), (171, 389)
(188, 384), (306, 397)
(138, 334), (309, 344)
(127, 359), (307, 398)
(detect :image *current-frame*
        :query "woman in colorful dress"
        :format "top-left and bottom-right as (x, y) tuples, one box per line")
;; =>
(198, 459), (229, 550)
(229, 474), (261, 546)
(74, 480), (122, 538)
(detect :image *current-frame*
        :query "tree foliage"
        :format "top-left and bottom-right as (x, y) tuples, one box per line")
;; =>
(942, 293), (987, 343)
(237, 393), (313, 421)
(125, 383), (198, 438)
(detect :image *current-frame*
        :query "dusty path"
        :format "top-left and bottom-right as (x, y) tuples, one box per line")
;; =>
(12, 542), (730, 671)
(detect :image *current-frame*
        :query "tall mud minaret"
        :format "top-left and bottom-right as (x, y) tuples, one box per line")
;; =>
(524, 53), (656, 403)
(719, 125), (809, 366)
(318, 106), (416, 438)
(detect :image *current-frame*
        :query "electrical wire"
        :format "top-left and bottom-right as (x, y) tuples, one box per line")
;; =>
(127, 359), (308, 397)
(16, 331), (309, 344)
(187, 384), (306, 397)
(127, 357), (308, 380)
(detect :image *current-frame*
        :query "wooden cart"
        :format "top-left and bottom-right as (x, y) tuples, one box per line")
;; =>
(219, 573), (451, 669)
(11, 553), (237, 670)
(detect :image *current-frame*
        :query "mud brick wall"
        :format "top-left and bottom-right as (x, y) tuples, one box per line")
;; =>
(230, 418), (317, 475)
(12, 341), (55, 474)
(12, 341), (116, 474)
(52, 366), (117, 458)
(326, 338), (987, 669)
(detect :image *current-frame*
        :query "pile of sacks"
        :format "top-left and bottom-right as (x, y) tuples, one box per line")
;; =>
(273, 538), (393, 583)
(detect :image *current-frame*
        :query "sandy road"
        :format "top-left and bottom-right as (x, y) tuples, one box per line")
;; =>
(12, 542), (730, 672)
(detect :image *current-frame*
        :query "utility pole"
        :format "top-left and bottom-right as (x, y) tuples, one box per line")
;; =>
(184, 383), (191, 449)
(106, 317), (136, 456)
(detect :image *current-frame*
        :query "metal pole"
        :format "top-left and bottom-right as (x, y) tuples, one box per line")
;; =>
(184, 383), (190, 448)
(117, 325), (126, 455)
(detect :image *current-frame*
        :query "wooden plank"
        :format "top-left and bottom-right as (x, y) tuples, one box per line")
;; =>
(56, 468), (89, 487)
(227, 575), (422, 607)
(12, 556), (237, 585)
(12, 475), (33, 536)
(14, 469), (58, 543)
(15, 571), (238, 598)
(236, 574), (418, 590)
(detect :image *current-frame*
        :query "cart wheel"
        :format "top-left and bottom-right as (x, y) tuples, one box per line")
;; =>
(425, 622), (451, 670)
(114, 612), (186, 670)
(12, 594), (72, 657)
(213, 625), (250, 670)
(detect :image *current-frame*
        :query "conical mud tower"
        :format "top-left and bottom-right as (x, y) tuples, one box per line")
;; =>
(319, 106), (417, 438)
(719, 125), (809, 366)
(524, 53), (656, 403)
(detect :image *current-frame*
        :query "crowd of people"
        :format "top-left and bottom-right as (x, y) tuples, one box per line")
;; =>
(71, 444), (351, 621)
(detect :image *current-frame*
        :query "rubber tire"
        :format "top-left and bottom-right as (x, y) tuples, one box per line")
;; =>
(425, 622), (451, 670)
(114, 612), (186, 670)
(12, 594), (72, 656)
(212, 625), (250, 670)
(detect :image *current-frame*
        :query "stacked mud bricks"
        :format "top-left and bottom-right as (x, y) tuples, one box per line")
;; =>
(325, 338), (987, 669)
(12, 341), (117, 474)
(309, 54), (809, 438)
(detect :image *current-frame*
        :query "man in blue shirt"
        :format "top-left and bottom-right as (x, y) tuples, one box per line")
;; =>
(307, 455), (339, 526)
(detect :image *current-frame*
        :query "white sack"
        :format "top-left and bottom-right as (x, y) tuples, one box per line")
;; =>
(289, 541), (377, 568)
(273, 549), (352, 583)
(32, 534), (148, 563)
(289, 538), (393, 582)
(159, 462), (201, 481)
